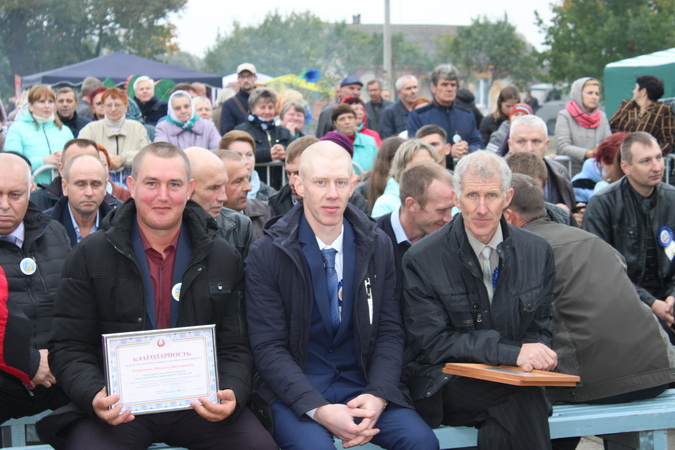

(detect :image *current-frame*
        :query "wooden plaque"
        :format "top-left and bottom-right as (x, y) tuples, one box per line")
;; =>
(443, 363), (580, 387)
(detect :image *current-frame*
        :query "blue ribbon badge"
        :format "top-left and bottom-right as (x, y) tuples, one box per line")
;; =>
(658, 227), (675, 261)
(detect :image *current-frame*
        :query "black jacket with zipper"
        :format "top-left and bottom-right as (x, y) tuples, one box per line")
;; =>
(48, 199), (251, 420)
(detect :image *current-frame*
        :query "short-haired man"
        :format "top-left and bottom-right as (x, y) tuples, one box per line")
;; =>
(371, 139), (438, 218)
(365, 79), (393, 135)
(76, 76), (103, 120)
(416, 124), (453, 169)
(407, 65), (483, 154)
(219, 130), (277, 201)
(214, 150), (271, 240)
(315, 76), (363, 138)
(506, 173), (675, 408)
(506, 151), (578, 227)
(46, 143), (275, 449)
(376, 162), (454, 295)
(56, 87), (91, 136)
(268, 136), (319, 217)
(509, 114), (576, 211)
(30, 138), (120, 211)
(184, 147), (254, 260)
(220, 63), (258, 134)
(403, 151), (556, 448)
(44, 155), (112, 247)
(246, 141), (439, 449)
(584, 132), (675, 342)
(0, 153), (70, 424)
(380, 75), (418, 138)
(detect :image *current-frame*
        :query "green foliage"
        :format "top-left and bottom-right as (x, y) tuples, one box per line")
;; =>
(203, 11), (431, 83)
(0, 0), (186, 95)
(538, 0), (675, 83)
(154, 79), (176, 101)
(204, 12), (327, 77)
(435, 15), (539, 88)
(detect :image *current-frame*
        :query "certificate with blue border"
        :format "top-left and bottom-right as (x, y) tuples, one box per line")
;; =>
(103, 325), (219, 415)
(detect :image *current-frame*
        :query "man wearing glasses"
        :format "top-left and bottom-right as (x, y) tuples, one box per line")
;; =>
(220, 63), (258, 134)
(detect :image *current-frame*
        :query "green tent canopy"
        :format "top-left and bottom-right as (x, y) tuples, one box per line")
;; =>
(604, 48), (675, 117)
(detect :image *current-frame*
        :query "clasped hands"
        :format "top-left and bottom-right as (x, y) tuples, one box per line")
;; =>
(313, 393), (386, 448)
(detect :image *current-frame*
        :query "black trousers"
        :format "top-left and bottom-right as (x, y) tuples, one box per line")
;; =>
(415, 377), (552, 450)
(0, 375), (68, 424)
(65, 408), (277, 450)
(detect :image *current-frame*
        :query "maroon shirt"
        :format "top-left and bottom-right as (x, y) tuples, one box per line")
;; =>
(138, 226), (180, 329)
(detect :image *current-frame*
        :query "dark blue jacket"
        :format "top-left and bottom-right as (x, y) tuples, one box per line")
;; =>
(45, 195), (115, 247)
(246, 203), (411, 418)
(133, 96), (167, 127)
(380, 100), (410, 139)
(407, 100), (483, 150)
(220, 90), (250, 134)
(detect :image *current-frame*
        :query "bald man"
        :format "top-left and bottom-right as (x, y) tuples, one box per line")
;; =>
(30, 138), (121, 211)
(45, 155), (112, 247)
(246, 142), (438, 449)
(0, 153), (71, 423)
(185, 147), (254, 259)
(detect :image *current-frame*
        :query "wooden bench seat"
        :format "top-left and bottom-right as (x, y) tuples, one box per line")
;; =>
(4, 389), (675, 449)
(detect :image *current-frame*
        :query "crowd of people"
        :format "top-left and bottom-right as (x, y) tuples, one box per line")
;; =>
(0, 61), (674, 450)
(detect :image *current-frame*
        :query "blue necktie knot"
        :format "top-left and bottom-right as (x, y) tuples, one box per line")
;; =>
(321, 248), (337, 269)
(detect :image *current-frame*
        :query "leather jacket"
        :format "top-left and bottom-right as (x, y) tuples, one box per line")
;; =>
(583, 177), (675, 306)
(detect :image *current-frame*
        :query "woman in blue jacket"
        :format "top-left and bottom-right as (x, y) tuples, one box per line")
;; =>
(5, 85), (74, 185)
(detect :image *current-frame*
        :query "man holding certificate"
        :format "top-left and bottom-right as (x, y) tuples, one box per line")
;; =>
(402, 151), (557, 449)
(46, 143), (275, 449)
(246, 141), (438, 449)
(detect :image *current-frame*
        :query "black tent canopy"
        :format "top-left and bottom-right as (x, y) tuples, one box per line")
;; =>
(21, 52), (222, 88)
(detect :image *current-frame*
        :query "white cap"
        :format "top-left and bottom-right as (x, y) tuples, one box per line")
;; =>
(237, 63), (257, 75)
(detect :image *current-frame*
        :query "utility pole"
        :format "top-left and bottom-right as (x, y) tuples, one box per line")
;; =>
(383, 0), (393, 98)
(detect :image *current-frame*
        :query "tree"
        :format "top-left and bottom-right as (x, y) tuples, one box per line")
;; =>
(538, 0), (675, 83)
(203, 11), (431, 86)
(0, 0), (186, 89)
(435, 15), (539, 88)
(203, 12), (328, 77)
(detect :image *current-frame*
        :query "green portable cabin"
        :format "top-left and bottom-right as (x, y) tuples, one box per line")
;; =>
(604, 48), (675, 118)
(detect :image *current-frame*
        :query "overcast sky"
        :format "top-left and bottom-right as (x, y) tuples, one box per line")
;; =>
(171, 0), (556, 57)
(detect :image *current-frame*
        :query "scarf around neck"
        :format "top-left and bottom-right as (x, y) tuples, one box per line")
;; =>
(247, 113), (275, 131)
(167, 90), (198, 131)
(566, 100), (601, 129)
(33, 114), (55, 124)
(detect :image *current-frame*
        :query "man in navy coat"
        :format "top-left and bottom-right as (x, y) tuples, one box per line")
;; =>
(246, 141), (438, 449)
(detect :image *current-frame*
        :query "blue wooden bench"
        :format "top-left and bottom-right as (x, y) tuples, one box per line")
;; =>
(4, 389), (675, 449)
(339, 388), (675, 449)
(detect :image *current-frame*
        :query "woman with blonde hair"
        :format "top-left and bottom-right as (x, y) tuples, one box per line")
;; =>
(5, 85), (74, 184)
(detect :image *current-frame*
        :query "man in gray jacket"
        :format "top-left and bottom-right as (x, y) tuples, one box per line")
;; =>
(506, 174), (675, 406)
